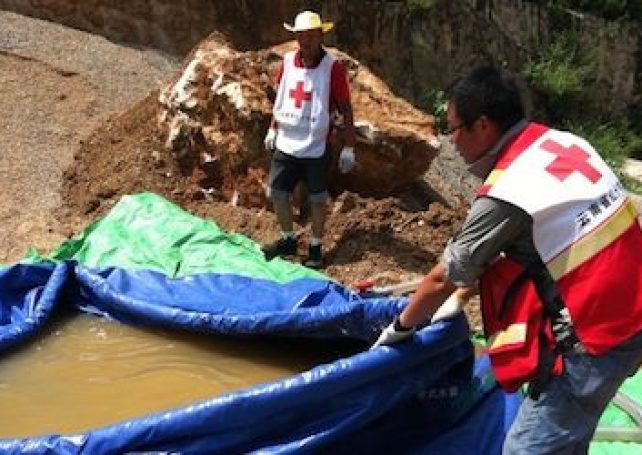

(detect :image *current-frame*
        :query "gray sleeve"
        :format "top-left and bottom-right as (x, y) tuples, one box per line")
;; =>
(443, 197), (532, 287)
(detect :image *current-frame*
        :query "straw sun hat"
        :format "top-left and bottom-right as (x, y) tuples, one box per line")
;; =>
(283, 10), (334, 33)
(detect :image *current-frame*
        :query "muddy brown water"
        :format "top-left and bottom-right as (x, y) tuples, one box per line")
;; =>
(0, 313), (362, 437)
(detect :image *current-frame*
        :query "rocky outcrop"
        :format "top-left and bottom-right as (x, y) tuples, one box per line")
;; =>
(1, 0), (638, 121)
(158, 35), (440, 207)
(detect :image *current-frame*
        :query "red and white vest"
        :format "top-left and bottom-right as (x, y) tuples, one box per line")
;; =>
(273, 51), (334, 158)
(478, 122), (642, 392)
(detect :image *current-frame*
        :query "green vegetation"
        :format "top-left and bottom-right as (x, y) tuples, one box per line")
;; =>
(405, 0), (438, 11)
(533, 0), (642, 22)
(418, 88), (448, 132)
(570, 122), (642, 193)
(522, 30), (642, 193)
(409, 1), (641, 192)
(522, 31), (594, 124)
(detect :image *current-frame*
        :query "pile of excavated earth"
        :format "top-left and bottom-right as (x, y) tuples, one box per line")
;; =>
(1, 12), (495, 331)
(61, 33), (474, 305)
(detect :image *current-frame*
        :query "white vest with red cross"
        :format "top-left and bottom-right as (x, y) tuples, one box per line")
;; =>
(477, 122), (642, 392)
(273, 51), (334, 158)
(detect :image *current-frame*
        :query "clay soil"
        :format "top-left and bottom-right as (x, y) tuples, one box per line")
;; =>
(1, 11), (483, 329)
(61, 92), (482, 329)
(62, 93), (465, 281)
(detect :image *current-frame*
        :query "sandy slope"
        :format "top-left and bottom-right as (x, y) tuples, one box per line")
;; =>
(0, 10), (178, 263)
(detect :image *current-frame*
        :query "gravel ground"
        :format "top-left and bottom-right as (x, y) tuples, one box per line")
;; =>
(0, 10), (179, 263)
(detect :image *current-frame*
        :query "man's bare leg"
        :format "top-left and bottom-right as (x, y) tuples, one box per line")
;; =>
(304, 201), (326, 268)
(310, 201), (326, 240)
(273, 196), (294, 233)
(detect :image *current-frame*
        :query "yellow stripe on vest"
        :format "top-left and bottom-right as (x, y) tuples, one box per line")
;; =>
(547, 200), (639, 280)
(488, 323), (527, 351)
(484, 169), (504, 187)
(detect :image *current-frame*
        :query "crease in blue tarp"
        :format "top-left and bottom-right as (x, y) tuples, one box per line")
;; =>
(0, 190), (521, 454)
(0, 260), (519, 454)
(70, 265), (405, 338)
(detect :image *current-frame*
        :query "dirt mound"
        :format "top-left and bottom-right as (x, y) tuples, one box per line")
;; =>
(156, 35), (440, 210)
(59, 38), (480, 329)
(61, 91), (467, 283)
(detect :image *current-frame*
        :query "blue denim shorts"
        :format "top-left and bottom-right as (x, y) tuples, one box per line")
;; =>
(503, 331), (642, 454)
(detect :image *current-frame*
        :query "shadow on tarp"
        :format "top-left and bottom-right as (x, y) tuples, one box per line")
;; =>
(0, 261), (519, 454)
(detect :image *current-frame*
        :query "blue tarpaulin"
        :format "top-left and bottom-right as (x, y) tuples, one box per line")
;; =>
(0, 194), (520, 453)
(0, 261), (520, 454)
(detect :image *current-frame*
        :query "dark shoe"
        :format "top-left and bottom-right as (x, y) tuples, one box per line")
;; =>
(262, 236), (297, 260)
(303, 244), (323, 269)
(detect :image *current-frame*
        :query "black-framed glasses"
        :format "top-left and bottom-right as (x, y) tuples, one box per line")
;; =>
(442, 117), (478, 135)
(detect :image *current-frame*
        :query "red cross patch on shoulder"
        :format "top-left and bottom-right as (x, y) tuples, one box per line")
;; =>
(540, 139), (602, 183)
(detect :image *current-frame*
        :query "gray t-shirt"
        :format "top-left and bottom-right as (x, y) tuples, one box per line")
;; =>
(443, 196), (539, 287)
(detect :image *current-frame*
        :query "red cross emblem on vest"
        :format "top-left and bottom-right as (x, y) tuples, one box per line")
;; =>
(289, 81), (312, 108)
(540, 139), (602, 183)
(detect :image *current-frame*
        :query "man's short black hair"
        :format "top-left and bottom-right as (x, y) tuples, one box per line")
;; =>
(446, 65), (525, 133)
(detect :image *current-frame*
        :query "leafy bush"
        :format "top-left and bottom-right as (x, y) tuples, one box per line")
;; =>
(406, 0), (438, 11)
(522, 31), (594, 124)
(535, 0), (642, 22)
(564, 120), (642, 193)
(523, 30), (642, 193)
(418, 88), (448, 132)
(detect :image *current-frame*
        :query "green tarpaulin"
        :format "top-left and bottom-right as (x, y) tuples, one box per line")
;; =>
(42, 193), (325, 283)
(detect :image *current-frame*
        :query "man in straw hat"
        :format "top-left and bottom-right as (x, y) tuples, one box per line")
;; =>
(262, 10), (356, 269)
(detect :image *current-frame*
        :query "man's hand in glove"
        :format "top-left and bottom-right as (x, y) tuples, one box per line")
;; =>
(264, 128), (277, 151)
(430, 292), (466, 324)
(338, 146), (355, 173)
(371, 316), (416, 349)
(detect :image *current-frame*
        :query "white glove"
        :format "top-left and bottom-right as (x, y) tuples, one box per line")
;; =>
(264, 128), (277, 151)
(338, 146), (356, 174)
(371, 316), (416, 349)
(430, 292), (465, 324)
